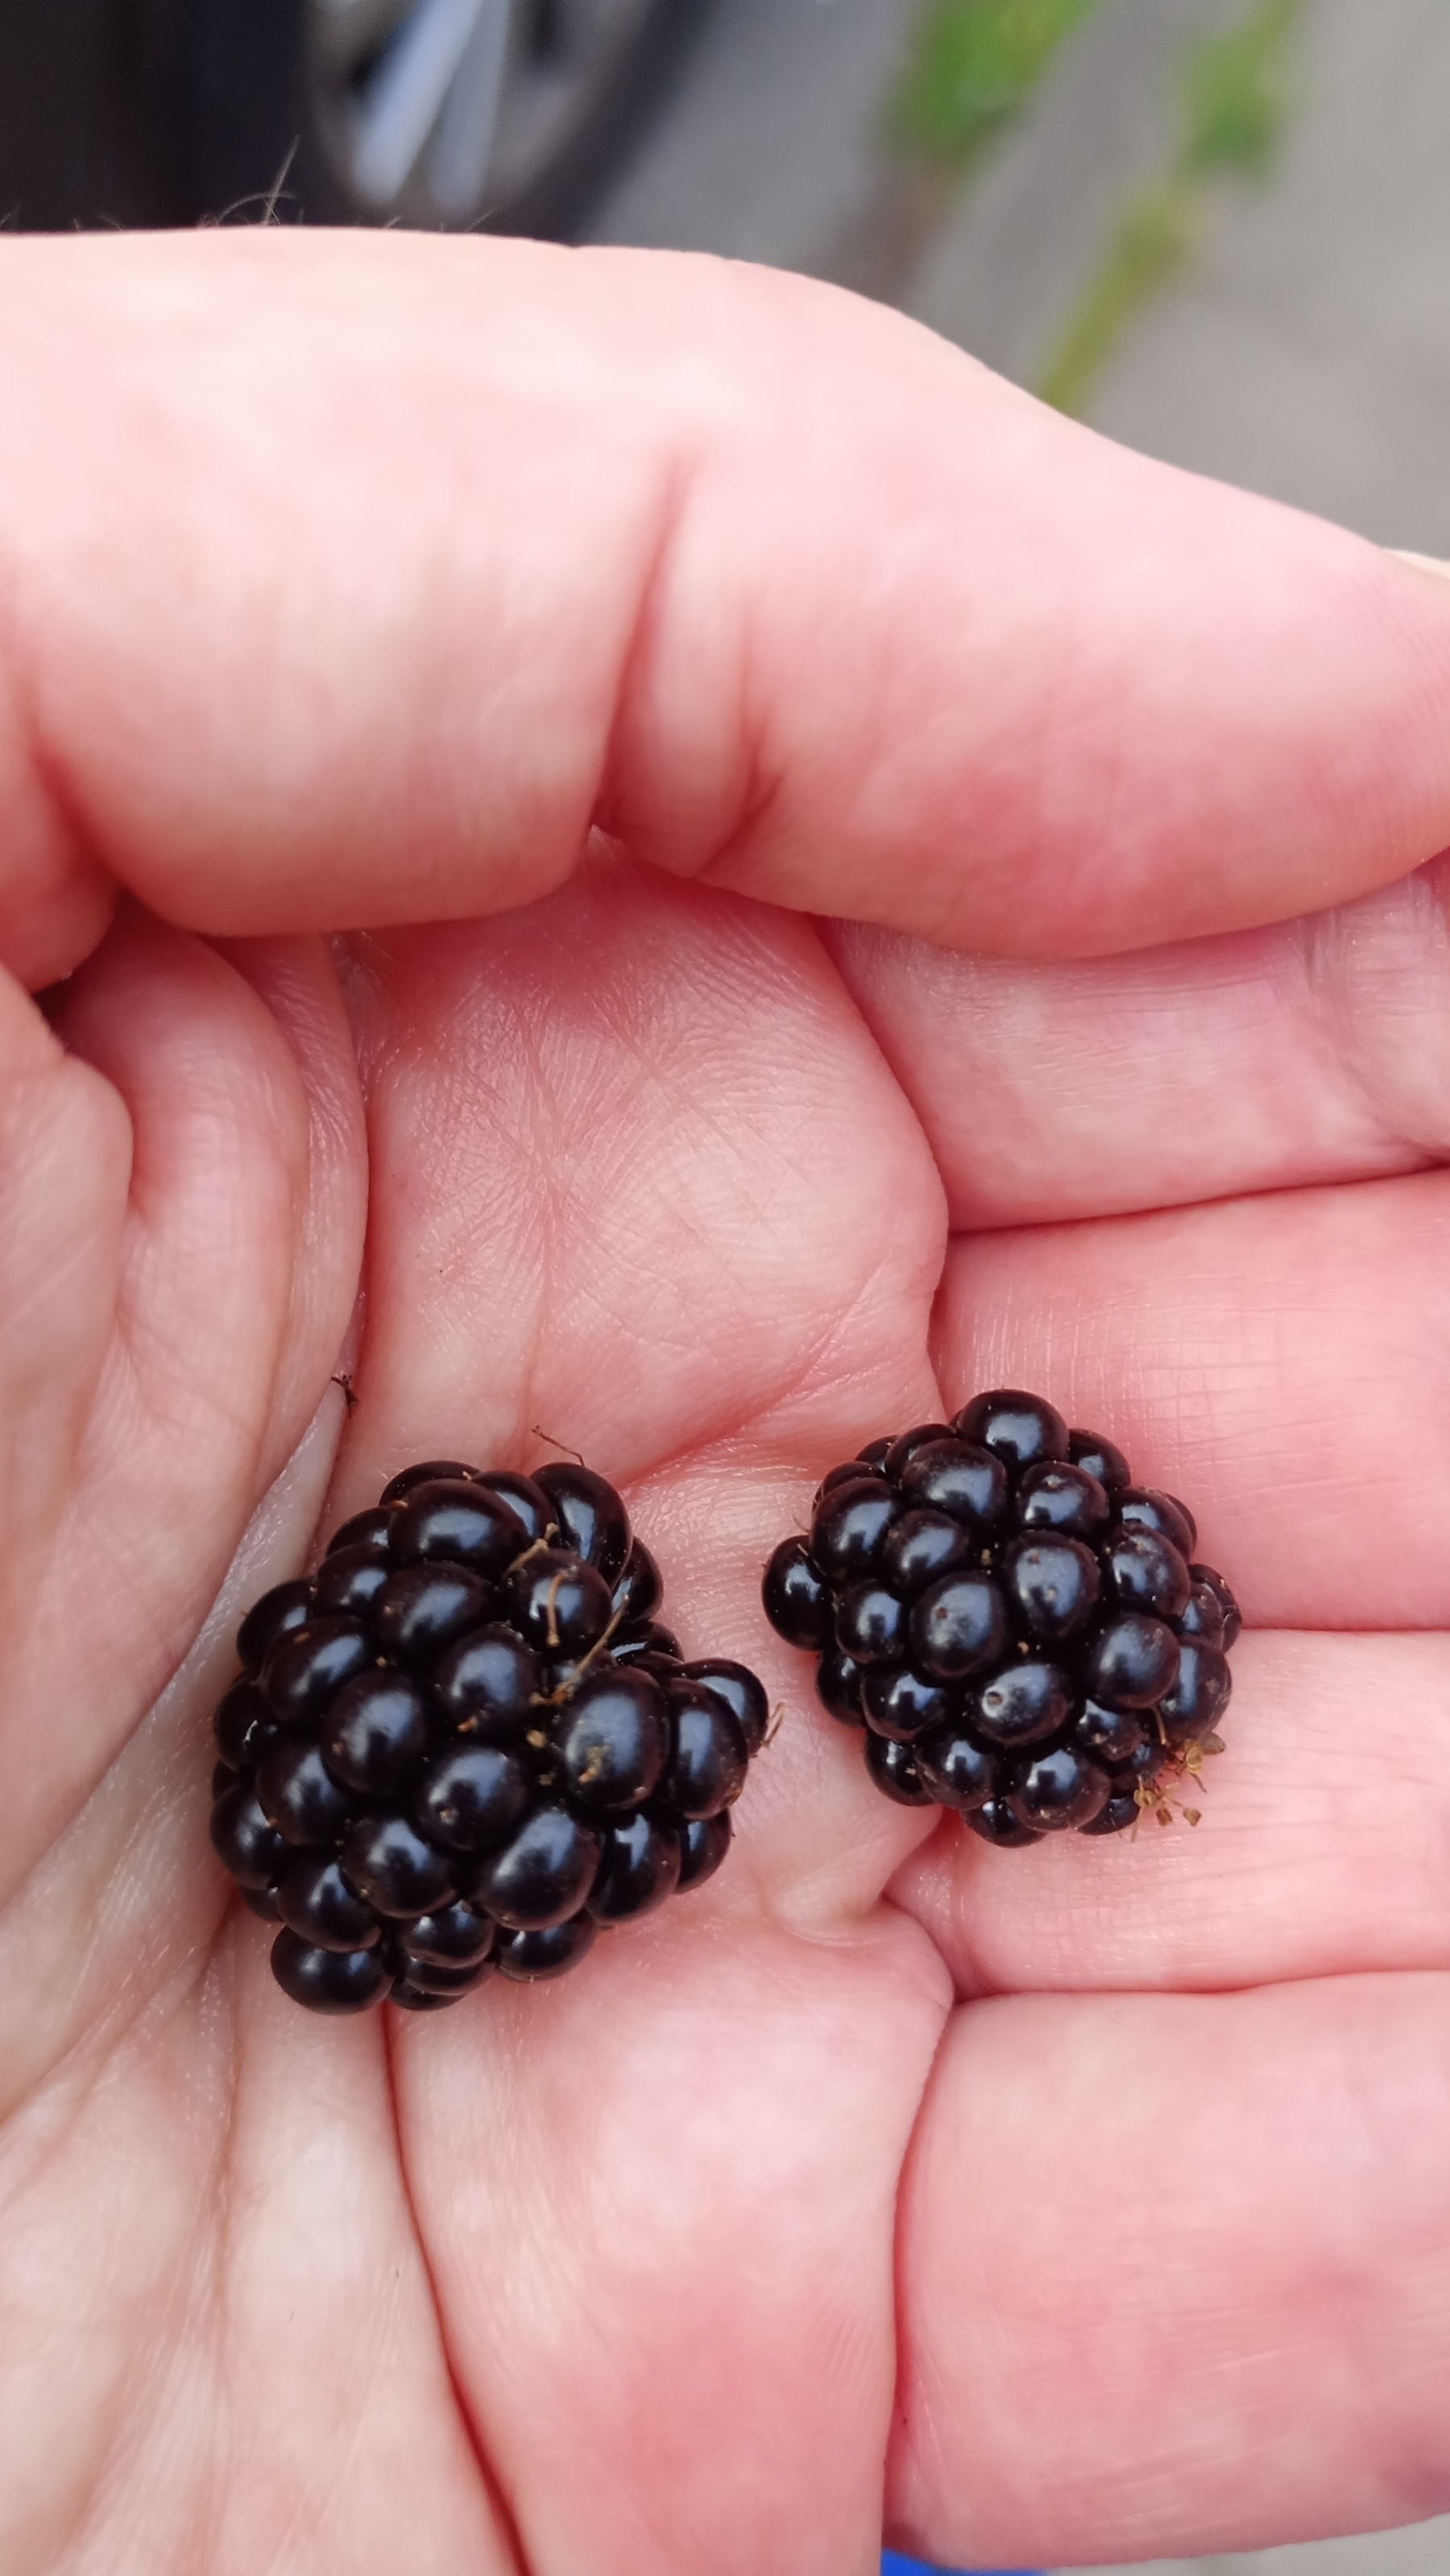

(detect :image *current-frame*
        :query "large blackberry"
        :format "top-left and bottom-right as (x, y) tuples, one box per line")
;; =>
(762, 1391), (1238, 1845)
(212, 1459), (768, 2014)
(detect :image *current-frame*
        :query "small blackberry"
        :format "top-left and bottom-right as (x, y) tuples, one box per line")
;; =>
(763, 1390), (1239, 1848)
(211, 1459), (766, 2014)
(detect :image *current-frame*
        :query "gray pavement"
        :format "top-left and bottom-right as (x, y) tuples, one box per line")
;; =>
(584, 0), (920, 278)
(1087, 0), (1450, 550)
(907, 0), (1450, 550)
(1061, 2516), (1450, 2576)
(905, 0), (1241, 386)
(593, 0), (1450, 553)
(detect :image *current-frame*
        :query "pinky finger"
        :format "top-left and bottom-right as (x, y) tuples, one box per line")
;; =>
(889, 1974), (1450, 2571)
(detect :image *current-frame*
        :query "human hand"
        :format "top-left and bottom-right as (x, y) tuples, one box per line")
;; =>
(2, 233), (1449, 2576)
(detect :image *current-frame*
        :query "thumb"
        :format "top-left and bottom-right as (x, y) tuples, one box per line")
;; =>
(2, 230), (1449, 983)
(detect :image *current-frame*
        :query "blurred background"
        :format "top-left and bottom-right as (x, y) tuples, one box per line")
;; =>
(3, 5), (1448, 2574)
(2, 0), (1447, 548)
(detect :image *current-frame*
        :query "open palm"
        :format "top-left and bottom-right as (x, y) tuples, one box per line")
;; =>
(2, 235), (1450, 2576)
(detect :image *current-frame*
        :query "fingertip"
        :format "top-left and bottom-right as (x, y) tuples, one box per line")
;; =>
(0, 830), (118, 995)
(1392, 548), (1450, 583)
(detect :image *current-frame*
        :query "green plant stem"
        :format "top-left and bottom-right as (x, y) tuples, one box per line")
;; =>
(890, 0), (1102, 168)
(1037, 180), (1198, 417)
(1036, 0), (1301, 417)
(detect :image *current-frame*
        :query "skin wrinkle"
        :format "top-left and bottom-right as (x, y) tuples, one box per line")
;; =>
(595, 453), (701, 855)
(260, 2277), (407, 2576)
(0, 565), (118, 990)
(251, 2265), (385, 2572)
(342, 933), (568, 1481)
(831, 855), (1450, 1237)
(68, 2032), (229, 2572)
(883, 1920), (960, 2566)
(0, 2038), (194, 2566)
(173, 1970), (236, 2576)
(735, 934), (948, 1445)
(0, 1407), (330, 2113)
(19, 1763), (210, 2103)
(378, 2010), (527, 2576)
(221, 1955), (495, 2576)
(221, 939), (368, 1455)
(1304, 862), (1450, 1158)
(67, 942), (309, 1472)
(0, 1054), (129, 1532)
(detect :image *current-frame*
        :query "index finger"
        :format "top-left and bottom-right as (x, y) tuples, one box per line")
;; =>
(3, 229), (1449, 986)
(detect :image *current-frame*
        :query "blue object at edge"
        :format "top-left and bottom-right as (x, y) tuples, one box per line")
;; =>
(881, 2555), (1038, 2576)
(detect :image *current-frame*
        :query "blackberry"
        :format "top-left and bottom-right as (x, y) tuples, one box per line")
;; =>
(658, 1680), (748, 1819)
(764, 1390), (1239, 1848)
(272, 1930), (392, 2015)
(678, 1810), (733, 1888)
(588, 1812), (682, 1921)
(210, 1459), (767, 2014)
(276, 1853), (380, 1950)
(864, 1730), (934, 1806)
(506, 1550), (615, 1656)
(495, 1915), (598, 1981)
(213, 1676), (276, 1772)
(470, 1804), (600, 1928)
(611, 1539), (663, 1628)
(313, 1544), (393, 1621)
(553, 1667), (669, 1814)
(210, 1780), (288, 1891)
(534, 1462), (632, 1584)
(413, 1741), (532, 1850)
(255, 1735), (352, 1848)
(864, 1663), (956, 1741)
(322, 1671), (431, 1792)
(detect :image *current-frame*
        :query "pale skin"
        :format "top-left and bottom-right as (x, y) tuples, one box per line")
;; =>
(2, 233), (1450, 2576)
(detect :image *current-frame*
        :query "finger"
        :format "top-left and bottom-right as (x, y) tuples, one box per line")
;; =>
(890, 1973), (1450, 2570)
(830, 852), (1450, 1228)
(0, 1923), (514, 2574)
(0, 1384), (344, 2118)
(932, 1167), (1450, 1629)
(0, 913), (362, 1898)
(889, 1630), (1450, 1998)
(3, 235), (1450, 980)
(398, 1901), (948, 2576)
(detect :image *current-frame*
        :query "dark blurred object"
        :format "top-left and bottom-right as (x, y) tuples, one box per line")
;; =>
(0, 0), (698, 235)
(0, 2), (191, 226)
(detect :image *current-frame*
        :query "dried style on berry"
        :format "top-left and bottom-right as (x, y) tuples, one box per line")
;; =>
(762, 1391), (1239, 1846)
(211, 1460), (767, 2014)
